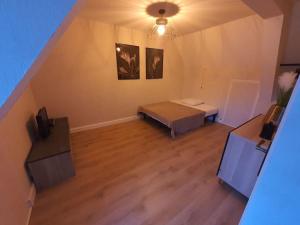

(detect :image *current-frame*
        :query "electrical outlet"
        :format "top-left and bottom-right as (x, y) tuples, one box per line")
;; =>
(26, 184), (36, 208)
(27, 199), (34, 208)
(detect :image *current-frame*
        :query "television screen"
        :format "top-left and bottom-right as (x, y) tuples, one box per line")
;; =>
(36, 107), (50, 138)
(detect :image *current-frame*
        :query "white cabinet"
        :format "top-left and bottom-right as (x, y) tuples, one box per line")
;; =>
(217, 115), (269, 198)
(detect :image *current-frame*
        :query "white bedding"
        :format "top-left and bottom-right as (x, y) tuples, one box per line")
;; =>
(171, 100), (218, 117)
(180, 98), (204, 106)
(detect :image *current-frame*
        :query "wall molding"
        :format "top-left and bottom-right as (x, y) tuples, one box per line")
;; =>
(26, 184), (36, 225)
(71, 115), (139, 133)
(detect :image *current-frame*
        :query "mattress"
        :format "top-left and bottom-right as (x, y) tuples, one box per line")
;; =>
(192, 104), (218, 116)
(138, 102), (205, 136)
(171, 100), (218, 117)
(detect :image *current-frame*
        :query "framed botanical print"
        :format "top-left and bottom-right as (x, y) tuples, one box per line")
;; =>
(115, 43), (140, 80)
(146, 48), (163, 79)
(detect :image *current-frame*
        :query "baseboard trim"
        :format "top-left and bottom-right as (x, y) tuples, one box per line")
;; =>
(70, 115), (139, 133)
(26, 184), (36, 225)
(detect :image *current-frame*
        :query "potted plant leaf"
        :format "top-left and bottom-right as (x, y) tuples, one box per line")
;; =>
(259, 71), (298, 140)
(277, 71), (298, 108)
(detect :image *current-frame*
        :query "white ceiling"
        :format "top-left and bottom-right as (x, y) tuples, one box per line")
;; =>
(79, 0), (255, 35)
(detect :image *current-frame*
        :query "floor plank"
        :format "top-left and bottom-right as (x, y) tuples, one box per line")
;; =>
(29, 119), (247, 225)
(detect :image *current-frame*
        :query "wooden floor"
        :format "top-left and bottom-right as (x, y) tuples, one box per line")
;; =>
(29, 119), (247, 225)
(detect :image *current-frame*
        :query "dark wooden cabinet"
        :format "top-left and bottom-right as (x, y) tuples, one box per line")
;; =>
(26, 118), (75, 191)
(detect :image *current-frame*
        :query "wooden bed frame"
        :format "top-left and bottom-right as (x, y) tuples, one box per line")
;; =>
(138, 112), (177, 138)
(138, 102), (217, 138)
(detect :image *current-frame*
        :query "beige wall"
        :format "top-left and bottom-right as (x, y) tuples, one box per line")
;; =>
(282, 1), (300, 63)
(0, 86), (38, 225)
(271, 1), (299, 99)
(31, 14), (284, 128)
(0, 5), (288, 225)
(31, 17), (184, 129)
(257, 15), (284, 112)
(175, 15), (283, 127)
(241, 0), (293, 18)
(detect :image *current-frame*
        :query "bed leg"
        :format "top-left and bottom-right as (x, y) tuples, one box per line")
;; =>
(212, 114), (217, 122)
(139, 113), (145, 120)
(171, 129), (176, 139)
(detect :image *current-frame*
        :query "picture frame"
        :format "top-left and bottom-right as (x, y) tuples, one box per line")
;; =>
(146, 48), (164, 79)
(115, 43), (140, 80)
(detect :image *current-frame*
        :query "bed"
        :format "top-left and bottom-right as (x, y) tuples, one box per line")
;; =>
(171, 100), (218, 121)
(138, 100), (218, 138)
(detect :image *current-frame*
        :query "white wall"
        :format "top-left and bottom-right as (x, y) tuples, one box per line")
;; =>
(0, 86), (38, 225)
(239, 75), (300, 225)
(282, 1), (300, 64)
(31, 17), (184, 129)
(175, 15), (283, 127)
(255, 15), (284, 114)
(0, 0), (76, 119)
(31, 14), (284, 129)
(239, 4), (300, 225)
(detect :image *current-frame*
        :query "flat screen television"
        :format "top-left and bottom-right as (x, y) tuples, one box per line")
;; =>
(36, 107), (50, 138)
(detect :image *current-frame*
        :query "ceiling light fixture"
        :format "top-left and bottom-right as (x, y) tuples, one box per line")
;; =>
(155, 9), (167, 36)
(146, 2), (179, 40)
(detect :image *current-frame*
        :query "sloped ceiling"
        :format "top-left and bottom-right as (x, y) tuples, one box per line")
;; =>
(80, 0), (255, 35)
(242, 0), (294, 18)
(0, 0), (77, 118)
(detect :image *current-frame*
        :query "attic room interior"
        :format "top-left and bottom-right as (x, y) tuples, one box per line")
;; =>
(1, 0), (300, 225)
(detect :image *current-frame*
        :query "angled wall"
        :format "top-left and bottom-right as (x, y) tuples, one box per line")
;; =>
(240, 2), (300, 224)
(0, 0), (77, 119)
(239, 78), (300, 225)
(242, 0), (293, 18)
(175, 15), (283, 127)
(0, 86), (38, 225)
(30, 13), (284, 129)
(31, 17), (184, 129)
(0, 1), (78, 225)
(282, 1), (300, 64)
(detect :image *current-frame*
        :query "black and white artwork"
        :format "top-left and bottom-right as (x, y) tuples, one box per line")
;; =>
(146, 48), (163, 79)
(115, 43), (140, 80)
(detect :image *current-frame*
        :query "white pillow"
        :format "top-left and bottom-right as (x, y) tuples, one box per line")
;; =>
(181, 98), (204, 106)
